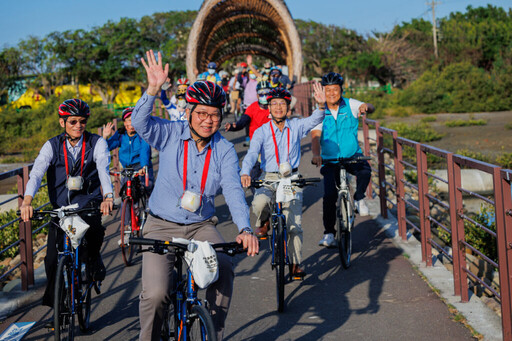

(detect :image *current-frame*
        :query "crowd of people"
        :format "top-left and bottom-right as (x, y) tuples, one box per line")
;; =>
(19, 49), (374, 341)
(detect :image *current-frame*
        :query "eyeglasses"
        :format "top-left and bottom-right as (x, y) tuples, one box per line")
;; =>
(67, 119), (87, 126)
(195, 112), (221, 122)
(269, 102), (287, 107)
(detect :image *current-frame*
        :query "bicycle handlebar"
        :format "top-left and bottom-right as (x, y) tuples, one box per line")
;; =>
(251, 177), (321, 189)
(130, 237), (247, 257)
(17, 204), (118, 220)
(322, 155), (372, 165)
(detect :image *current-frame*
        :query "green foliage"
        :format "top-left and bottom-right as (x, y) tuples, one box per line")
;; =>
(456, 149), (492, 163)
(445, 118), (487, 127)
(385, 122), (444, 142)
(0, 92), (116, 161)
(420, 116), (437, 123)
(505, 123), (512, 130)
(0, 185), (50, 261)
(465, 204), (497, 263)
(496, 153), (512, 169)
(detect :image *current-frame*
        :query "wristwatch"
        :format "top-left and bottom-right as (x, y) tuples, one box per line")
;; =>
(239, 227), (253, 235)
(104, 193), (114, 200)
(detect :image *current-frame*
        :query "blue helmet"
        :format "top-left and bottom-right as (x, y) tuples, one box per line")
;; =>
(207, 62), (217, 69)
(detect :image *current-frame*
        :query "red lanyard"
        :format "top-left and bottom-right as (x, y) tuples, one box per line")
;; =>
(183, 140), (212, 197)
(269, 122), (290, 166)
(63, 137), (86, 177)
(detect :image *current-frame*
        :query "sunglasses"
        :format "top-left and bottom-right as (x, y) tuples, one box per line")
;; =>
(67, 119), (88, 126)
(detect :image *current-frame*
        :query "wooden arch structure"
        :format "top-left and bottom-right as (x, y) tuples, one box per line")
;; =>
(186, 0), (302, 82)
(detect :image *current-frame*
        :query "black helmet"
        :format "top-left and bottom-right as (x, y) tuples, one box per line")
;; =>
(58, 99), (90, 118)
(256, 80), (271, 94)
(321, 72), (344, 87)
(266, 87), (291, 104)
(186, 81), (226, 109)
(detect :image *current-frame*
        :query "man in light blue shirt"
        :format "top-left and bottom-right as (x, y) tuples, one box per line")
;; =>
(132, 50), (258, 341)
(240, 85), (326, 278)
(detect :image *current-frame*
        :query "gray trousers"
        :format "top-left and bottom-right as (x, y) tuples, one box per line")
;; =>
(139, 214), (234, 341)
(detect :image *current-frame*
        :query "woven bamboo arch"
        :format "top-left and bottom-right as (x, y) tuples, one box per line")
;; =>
(186, 0), (302, 82)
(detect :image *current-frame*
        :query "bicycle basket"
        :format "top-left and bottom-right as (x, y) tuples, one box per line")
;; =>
(59, 214), (90, 249)
(183, 240), (219, 289)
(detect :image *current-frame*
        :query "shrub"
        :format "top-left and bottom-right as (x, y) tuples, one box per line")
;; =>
(496, 152), (512, 169)
(505, 122), (512, 130)
(385, 122), (444, 142)
(456, 149), (492, 164)
(420, 116), (437, 123)
(445, 119), (487, 127)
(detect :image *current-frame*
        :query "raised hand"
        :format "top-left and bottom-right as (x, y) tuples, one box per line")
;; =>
(313, 82), (326, 106)
(102, 121), (115, 139)
(140, 50), (169, 96)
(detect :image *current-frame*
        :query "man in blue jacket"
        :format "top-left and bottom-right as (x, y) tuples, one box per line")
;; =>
(102, 107), (154, 189)
(311, 72), (375, 248)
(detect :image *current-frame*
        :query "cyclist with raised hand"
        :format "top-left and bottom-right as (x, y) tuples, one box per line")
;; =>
(102, 107), (154, 190)
(311, 72), (375, 248)
(224, 80), (271, 140)
(240, 84), (326, 277)
(19, 99), (114, 322)
(160, 77), (189, 121)
(133, 50), (259, 341)
(198, 61), (222, 85)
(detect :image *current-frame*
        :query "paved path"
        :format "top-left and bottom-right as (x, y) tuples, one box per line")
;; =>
(0, 128), (477, 340)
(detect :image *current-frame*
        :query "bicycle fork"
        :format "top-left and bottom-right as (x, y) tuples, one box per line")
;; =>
(270, 210), (289, 269)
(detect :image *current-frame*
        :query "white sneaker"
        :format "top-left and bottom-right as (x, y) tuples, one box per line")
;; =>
(355, 199), (369, 216)
(318, 233), (337, 247)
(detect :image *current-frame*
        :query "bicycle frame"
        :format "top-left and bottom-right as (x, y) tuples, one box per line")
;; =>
(337, 167), (356, 232)
(270, 201), (289, 269)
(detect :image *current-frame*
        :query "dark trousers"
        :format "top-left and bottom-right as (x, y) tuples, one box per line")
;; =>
(42, 213), (105, 307)
(321, 157), (371, 235)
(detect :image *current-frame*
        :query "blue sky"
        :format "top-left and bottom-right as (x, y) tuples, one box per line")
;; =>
(1, 0), (511, 48)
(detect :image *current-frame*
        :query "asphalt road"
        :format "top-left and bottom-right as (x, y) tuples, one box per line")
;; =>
(0, 127), (474, 340)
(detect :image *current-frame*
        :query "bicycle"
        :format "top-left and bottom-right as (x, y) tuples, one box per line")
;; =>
(130, 237), (247, 341)
(110, 168), (149, 266)
(251, 176), (319, 313)
(322, 155), (372, 269)
(22, 204), (104, 340)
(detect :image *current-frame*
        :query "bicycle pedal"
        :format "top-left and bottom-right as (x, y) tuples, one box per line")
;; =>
(257, 235), (268, 240)
(291, 274), (305, 281)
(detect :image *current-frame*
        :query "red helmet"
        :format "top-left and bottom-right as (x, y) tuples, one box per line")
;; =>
(186, 81), (226, 109)
(266, 87), (291, 105)
(122, 107), (134, 120)
(177, 77), (189, 86)
(58, 99), (90, 118)
(240, 62), (248, 68)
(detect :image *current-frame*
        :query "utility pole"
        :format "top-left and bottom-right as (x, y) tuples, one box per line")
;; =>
(428, 0), (440, 59)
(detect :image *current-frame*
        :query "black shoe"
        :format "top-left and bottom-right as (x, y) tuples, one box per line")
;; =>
(43, 319), (54, 329)
(92, 257), (106, 281)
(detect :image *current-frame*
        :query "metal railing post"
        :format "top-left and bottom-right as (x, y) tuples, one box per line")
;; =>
(17, 166), (34, 291)
(418, 146), (432, 266)
(363, 115), (373, 197)
(496, 169), (512, 340)
(450, 157), (468, 300)
(376, 122), (387, 218)
(393, 131), (407, 240)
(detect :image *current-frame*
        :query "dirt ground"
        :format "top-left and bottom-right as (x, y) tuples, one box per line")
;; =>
(381, 111), (512, 160)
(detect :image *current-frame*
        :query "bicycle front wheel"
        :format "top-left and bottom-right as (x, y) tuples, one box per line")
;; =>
(54, 255), (74, 340)
(275, 216), (286, 313)
(337, 196), (353, 269)
(187, 304), (217, 341)
(77, 261), (91, 332)
(120, 199), (136, 266)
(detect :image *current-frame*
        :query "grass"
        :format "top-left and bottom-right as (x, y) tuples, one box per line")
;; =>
(445, 118), (487, 127)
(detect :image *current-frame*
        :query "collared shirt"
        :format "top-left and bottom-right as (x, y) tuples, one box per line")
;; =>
(241, 108), (325, 174)
(25, 135), (113, 197)
(131, 92), (250, 230)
